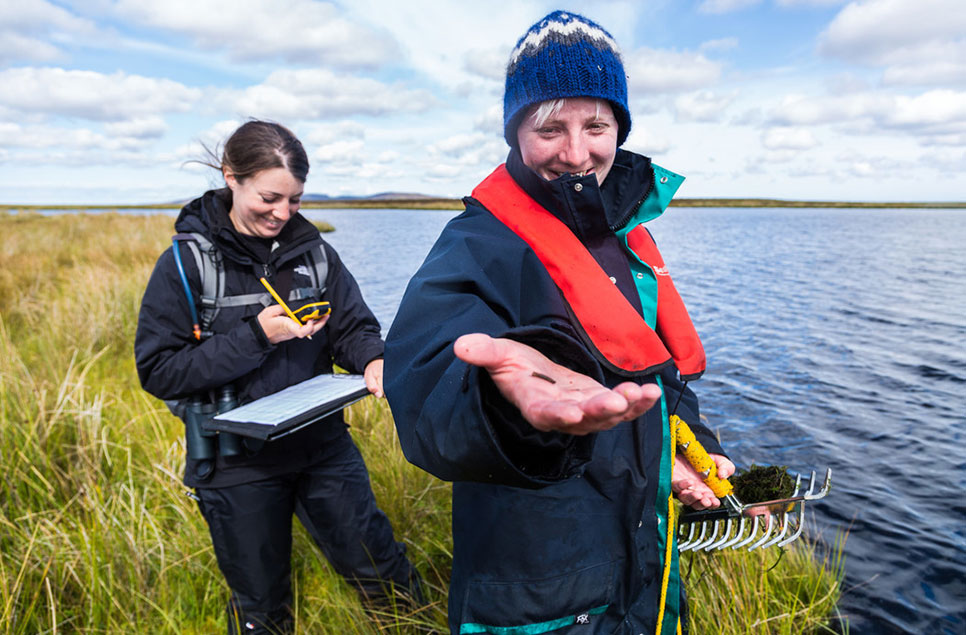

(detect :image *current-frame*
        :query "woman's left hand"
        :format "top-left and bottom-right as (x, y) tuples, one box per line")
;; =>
(364, 358), (384, 398)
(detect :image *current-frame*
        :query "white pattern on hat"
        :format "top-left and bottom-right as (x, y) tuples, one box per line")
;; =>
(508, 13), (621, 69)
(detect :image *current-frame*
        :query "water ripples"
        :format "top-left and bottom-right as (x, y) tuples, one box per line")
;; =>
(309, 206), (966, 635)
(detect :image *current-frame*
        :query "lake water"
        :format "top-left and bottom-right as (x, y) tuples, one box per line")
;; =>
(301, 206), (966, 635)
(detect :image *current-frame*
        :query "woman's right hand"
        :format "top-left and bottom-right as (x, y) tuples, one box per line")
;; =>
(257, 304), (328, 344)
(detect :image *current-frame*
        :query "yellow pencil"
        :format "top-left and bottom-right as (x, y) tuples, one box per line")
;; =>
(259, 277), (309, 337)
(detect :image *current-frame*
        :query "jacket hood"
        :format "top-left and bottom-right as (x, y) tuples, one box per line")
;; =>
(174, 188), (322, 267)
(505, 147), (655, 239)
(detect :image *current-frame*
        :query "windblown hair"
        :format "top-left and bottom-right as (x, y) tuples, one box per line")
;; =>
(199, 119), (309, 184)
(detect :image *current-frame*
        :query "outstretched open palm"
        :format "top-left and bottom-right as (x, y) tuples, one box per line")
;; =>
(454, 333), (662, 435)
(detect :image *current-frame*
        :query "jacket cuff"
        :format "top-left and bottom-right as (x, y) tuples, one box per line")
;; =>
(247, 316), (273, 350)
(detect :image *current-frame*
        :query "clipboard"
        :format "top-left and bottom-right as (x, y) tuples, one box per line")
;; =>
(203, 373), (370, 441)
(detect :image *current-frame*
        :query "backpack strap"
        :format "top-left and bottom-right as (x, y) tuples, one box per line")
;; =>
(297, 238), (329, 301)
(173, 232), (329, 337)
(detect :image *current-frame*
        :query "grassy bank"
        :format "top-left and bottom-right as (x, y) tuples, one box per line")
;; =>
(2, 197), (964, 212)
(0, 212), (844, 633)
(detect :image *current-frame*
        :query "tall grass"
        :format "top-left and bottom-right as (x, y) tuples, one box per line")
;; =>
(0, 212), (843, 633)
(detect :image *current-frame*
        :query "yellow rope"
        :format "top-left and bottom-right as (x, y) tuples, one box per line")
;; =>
(655, 415), (678, 635)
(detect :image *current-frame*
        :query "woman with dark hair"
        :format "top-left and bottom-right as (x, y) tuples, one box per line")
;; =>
(135, 120), (422, 634)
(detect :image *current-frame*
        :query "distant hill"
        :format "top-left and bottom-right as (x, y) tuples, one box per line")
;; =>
(4, 193), (963, 211)
(302, 192), (439, 202)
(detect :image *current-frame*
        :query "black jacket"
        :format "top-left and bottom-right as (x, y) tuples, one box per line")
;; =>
(135, 189), (384, 487)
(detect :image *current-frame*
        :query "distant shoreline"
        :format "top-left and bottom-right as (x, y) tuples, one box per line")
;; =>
(2, 198), (964, 211)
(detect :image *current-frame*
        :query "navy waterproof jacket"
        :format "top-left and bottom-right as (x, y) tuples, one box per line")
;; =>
(135, 189), (384, 488)
(385, 149), (726, 634)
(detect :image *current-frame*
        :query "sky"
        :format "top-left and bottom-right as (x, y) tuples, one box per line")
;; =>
(1, 0), (964, 205)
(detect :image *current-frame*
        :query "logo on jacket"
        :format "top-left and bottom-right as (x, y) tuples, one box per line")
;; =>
(294, 264), (311, 277)
(576, 613), (590, 624)
(653, 265), (670, 276)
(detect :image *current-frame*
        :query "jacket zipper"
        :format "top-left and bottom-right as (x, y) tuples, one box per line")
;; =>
(610, 172), (654, 232)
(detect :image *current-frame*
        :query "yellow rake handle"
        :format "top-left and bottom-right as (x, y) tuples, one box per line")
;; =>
(671, 415), (733, 499)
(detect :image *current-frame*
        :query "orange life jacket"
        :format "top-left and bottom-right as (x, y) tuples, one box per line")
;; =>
(471, 164), (706, 380)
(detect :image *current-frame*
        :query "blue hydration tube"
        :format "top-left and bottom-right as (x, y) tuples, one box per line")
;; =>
(171, 238), (202, 340)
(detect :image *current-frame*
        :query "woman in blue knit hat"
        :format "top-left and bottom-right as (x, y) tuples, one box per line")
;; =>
(385, 11), (734, 634)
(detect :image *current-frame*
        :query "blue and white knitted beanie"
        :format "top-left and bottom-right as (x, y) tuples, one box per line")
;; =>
(504, 10), (631, 148)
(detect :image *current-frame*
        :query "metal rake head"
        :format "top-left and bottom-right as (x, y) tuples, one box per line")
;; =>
(677, 468), (832, 552)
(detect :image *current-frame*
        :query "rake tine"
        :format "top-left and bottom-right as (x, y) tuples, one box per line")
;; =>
(688, 520), (710, 551)
(719, 516), (749, 550)
(678, 521), (699, 550)
(678, 521), (698, 550)
(757, 511), (791, 549)
(798, 468), (831, 502)
(791, 472), (804, 497)
(800, 470), (816, 499)
(731, 515), (762, 549)
(693, 519), (723, 551)
(678, 520), (698, 550)
(777, 503), (806, 548)
(749, 513), (776, 551)
(705, 518), (736, 551)
(688, 519), (719, 551)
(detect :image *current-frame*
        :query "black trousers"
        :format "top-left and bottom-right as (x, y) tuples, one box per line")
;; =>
(196, 431), (420, 634)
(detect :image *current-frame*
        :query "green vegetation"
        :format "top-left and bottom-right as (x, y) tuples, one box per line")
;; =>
(0, 212), (845, 633)
(2, 196), (964, 213)
(732, 465), (797, 503)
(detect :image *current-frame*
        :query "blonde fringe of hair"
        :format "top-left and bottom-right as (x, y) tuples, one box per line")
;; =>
(529, 98), (604, 127)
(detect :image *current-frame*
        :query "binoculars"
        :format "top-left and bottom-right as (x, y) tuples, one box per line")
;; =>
(184, 386), (243, 477)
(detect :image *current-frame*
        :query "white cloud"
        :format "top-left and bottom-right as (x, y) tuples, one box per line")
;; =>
(762, 126), (820, 150)
(168, 120), (244, 173)
(0, 67), (201, 121)
(885, 90), (966, 131)
(777, 0), (848, 6)
(769, 92), (882, 125)
(698, 0), (762, 14)
(0, 31), (62, 63)
(228, 69), (436, 121)
(473, 104), (504, 137)
(819, 0), (966, 86)
(675, 90), (737, 122)
(313, 139), (367, 165)
(103, 116), (168, 139)
(340, 0), (542, 92)
(112, 0), (401, 67)
(464, 47), (510, 82)
(769, 89), (966, 138)
(832, 150), (908, 179)
(918, 148), (966, 172)
(305, 121), (367, 147)
(0, 0), (97, 63)
(625, 48), (723, 93)
(700, 38), (739, 53)
(0, 121), (166, 167)
(919, 132), (966, 147)
(428, 132), (506, 168)
(624, 127), (672, 156)
(0, 1), (95, 34)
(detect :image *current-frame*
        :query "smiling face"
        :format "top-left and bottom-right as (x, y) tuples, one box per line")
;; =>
(516, 97), (619, 186)
(225, 166), (304, 238)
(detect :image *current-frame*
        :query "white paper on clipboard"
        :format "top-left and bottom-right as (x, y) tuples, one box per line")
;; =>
(213, 373), (369, 427)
